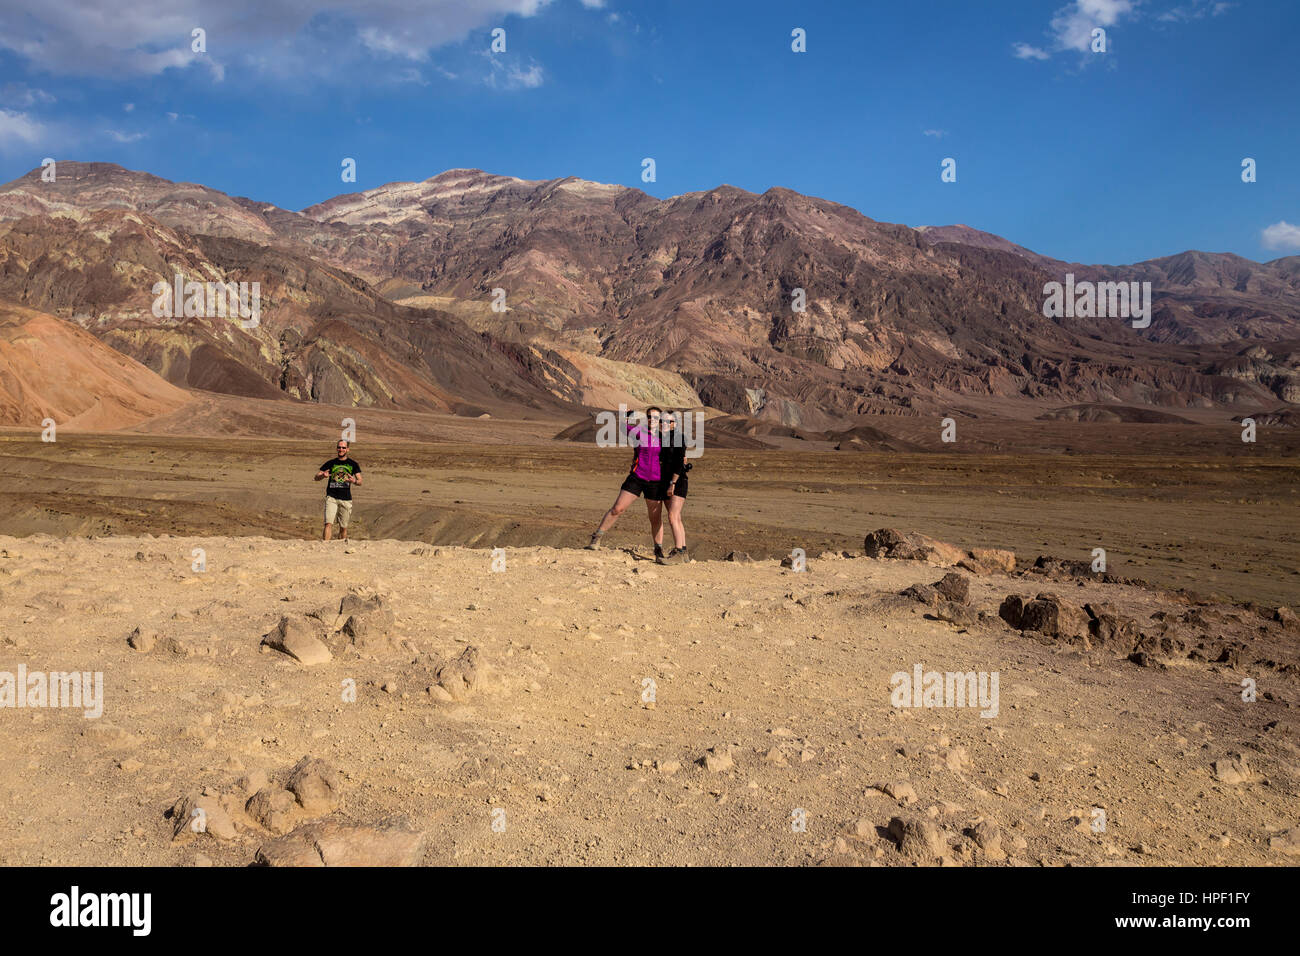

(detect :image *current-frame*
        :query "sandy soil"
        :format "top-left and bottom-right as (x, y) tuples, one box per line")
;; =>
(0, 534), (1297, 867)
(1, 428), (1296, 606)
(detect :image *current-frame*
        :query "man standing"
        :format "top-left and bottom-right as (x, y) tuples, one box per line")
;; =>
(315, 440), (362, 541)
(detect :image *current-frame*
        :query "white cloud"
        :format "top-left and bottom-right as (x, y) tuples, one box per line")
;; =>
(580, 0), (606, 7)
(0, 0), (556, 78)
(1049, 0), (1134, 53)
(1012, 43), (1051, 60)
(922, 129), (947, 139)
(124, 102), (135, 112)
(0, 83), (56, 108)
(1014, 0), (1135, 58)
(104, 129), (147, 143)
(485, 57), (544, 89)
(1159, 0), (1235, 21)
(0, 109), (46, 147)
(1261, 221), (1300, 252)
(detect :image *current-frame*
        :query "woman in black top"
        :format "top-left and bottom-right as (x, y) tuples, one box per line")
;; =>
(656, 410), (690, 564)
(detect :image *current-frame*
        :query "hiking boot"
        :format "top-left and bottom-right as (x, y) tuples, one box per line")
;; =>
(654, 544), (665, 560)
(585, 534), (603, 551)
(663, 547), (689, 565)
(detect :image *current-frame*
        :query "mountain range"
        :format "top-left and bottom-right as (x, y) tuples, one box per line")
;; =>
(0, 161), (1296, 432)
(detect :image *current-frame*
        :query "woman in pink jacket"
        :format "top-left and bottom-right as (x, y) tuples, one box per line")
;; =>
(586, 407), (666, 556)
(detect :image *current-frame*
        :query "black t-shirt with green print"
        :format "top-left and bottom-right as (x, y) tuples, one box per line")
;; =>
(321, 458), (361, 500)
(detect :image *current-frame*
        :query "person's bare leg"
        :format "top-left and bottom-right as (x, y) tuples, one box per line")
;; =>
(647, 499), (664, 550)
(666, 496), (686, 550)
(596, 490), (636, 533)
(323, 522), (333, 541)
(339, 525), (348, 541)
(589, 490), (637, 547)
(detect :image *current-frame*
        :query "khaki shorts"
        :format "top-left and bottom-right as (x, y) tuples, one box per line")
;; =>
(324, 497), (353, 527)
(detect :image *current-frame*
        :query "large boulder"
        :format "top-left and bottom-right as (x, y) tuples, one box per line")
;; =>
(965, 547), (1017, 574)
(261, 615), (332, 666)
(999, 592), (1091, 646)
(255, 816), (426, 867)
(863, 529), (966, 566)
(933, 572), (971, 604)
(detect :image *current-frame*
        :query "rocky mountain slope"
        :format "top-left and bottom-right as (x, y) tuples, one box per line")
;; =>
(1, 162), (1296, 429)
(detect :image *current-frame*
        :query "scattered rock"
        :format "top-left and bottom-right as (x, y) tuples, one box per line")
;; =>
(1268, 829), (1300, 856)
(934, 602), (979, 627)
(255, 816), (425, 867)
(435, 646), (483, 701)
(933, 572), (971, 604)
(261, 615), (332, 666)
(999, 592), (1091, 647)
(966, 547), (1017, 574)
(239, 769), (269, 795)
(170, 792), (237, 843)
(883, 781), (917, 804)
(900, 583), (940, 606)
(1211, 754), (1252, 786)
(286, 757), (344, 814)
(887, 816), (948, 862)
(700, 745), (735, 773)
(864, 529), (966, 566)
(968, 820), (1006, 861)
(246, 787), (301, 834)
(1085, 603), (1139, 649)
(339, 592), (397, 654)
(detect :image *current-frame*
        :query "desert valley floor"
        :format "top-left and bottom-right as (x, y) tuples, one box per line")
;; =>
(1, 416), (1298, 866)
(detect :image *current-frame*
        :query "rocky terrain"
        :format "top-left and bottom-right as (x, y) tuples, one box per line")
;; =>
(0, 162), (1295, 432)
(1, 531), (1296, 867)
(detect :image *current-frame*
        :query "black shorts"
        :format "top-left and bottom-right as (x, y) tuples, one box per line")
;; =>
(620, 474), (666, 501)
(661, 476), (688, 499)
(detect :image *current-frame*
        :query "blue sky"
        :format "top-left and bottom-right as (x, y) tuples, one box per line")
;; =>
(0, 0), (1296, 265)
